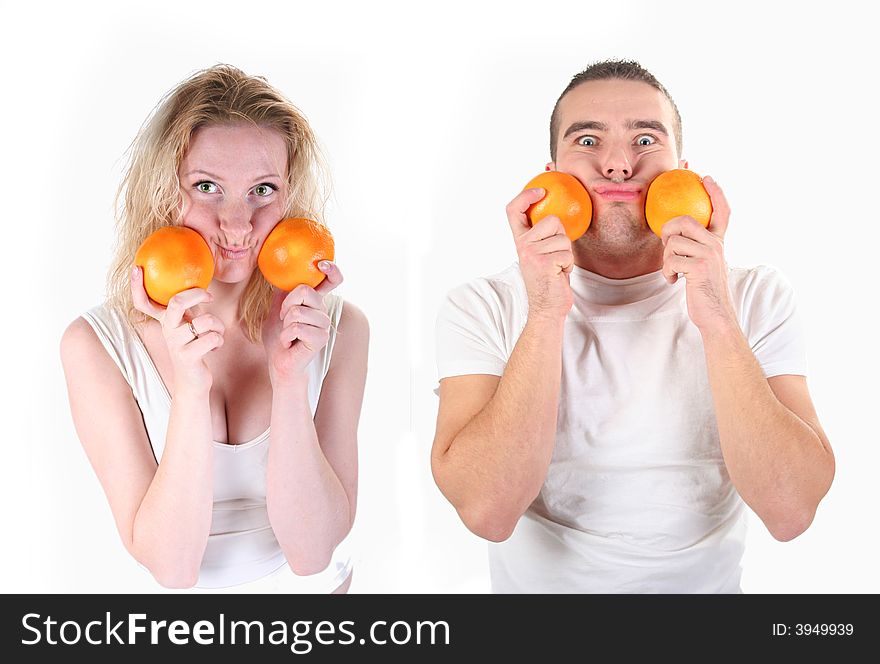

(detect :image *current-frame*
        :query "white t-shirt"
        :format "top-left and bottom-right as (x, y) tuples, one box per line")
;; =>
(436, 263), (806, 593)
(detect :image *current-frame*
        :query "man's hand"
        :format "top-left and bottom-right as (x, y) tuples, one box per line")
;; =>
(660, 176), (737, 333)
(506, 188), (574, 320)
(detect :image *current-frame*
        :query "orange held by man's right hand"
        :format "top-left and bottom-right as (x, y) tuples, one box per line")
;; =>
(258, 218), (335, 291)
(523, 171), (593, 241)
(644, 169), (713, 237)
(134, 226), (215, 306)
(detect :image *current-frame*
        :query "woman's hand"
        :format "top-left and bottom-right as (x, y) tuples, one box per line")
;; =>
(131, 266), (224, 394)
(262, 261), (343, 386)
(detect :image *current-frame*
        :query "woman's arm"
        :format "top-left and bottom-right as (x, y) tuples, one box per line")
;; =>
(61, 273), (224, 588)
(61, 316), (215, 587)
(265, 300), (368, 575)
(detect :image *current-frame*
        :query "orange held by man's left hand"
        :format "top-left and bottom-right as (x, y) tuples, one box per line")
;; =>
(644, 169), (713, 237)
(258, 217), (335, 291)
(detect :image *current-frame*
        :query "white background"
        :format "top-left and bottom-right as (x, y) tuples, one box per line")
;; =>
(2, 0), (877, 594)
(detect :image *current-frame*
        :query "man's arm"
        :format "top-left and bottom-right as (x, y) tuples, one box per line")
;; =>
(432, 313), (564, 541)
(431, 187), (574, 542)
(702, 328), (834, 540)
(661, 176), (834, 541)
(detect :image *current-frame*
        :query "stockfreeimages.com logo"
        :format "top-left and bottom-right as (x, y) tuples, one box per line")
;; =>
(21, 613), (450, 654)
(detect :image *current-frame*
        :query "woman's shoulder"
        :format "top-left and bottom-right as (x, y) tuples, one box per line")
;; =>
(326, 297), (368, 367)
(60, 304), (131, 379)
(61, 303), (140, 365)
(336, 298), (368, 331)
(61, 303), (111, 347)
(60, 315), (100, 358)
(321, 293), (367, 333)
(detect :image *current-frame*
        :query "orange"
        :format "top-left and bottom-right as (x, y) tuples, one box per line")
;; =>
(134, 226), (214, 306)
(644, 169), (713, 237)
(258, 217), (335, 291)
(523, 171), (592, 241)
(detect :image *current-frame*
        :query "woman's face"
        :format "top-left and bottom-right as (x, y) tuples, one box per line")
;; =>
(177, 124), (289, 285)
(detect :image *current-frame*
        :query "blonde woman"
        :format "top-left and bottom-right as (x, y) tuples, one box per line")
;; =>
(60, 65), (367, 593)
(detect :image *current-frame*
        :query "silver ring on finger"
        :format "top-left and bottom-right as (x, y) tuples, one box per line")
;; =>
(187, 321), (199, 340)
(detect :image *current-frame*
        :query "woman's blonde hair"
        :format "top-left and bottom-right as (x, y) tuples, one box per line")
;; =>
(107, 64), (329, 341)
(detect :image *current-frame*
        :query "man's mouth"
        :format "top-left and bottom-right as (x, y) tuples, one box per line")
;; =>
(593, 184), (642, 202)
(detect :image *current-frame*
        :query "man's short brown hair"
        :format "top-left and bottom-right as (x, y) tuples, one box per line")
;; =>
(549, 59), (682, 161)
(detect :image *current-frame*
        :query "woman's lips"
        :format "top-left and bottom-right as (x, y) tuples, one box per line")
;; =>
(219, 246), (250, 260)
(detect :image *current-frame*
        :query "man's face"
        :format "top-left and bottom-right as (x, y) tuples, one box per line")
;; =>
(551, 79), (682, 258)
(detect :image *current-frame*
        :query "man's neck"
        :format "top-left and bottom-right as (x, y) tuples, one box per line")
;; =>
(572, 245), (664, 280)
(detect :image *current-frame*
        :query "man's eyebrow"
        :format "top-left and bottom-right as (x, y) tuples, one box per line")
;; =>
(562, 121), (608, 139)
(628, 120), (669, 135)
(562, 119), (670, 140)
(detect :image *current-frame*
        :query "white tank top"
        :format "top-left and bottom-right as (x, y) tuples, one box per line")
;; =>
(81, 296), (352, 592)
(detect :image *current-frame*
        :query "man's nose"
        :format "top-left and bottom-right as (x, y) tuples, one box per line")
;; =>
(601, 147), (632, 180)
(219, 197), (253, 237)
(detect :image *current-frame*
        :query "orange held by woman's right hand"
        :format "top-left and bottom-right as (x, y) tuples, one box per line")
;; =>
(134, 226), (215, 306)
(132, 227), (221, 393)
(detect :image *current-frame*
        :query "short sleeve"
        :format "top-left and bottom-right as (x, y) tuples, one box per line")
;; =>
(735, 266), (808, 378)
(435, 281), (512, 381)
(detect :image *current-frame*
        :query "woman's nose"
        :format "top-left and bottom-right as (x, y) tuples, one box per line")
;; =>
(218, 198), (253, 237)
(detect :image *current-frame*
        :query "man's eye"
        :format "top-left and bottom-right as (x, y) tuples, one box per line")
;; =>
(636, 135), (656, 146)
(196, 181), (218, 193)
(577, 136), (597, 147)
(253, 184), (277, 197)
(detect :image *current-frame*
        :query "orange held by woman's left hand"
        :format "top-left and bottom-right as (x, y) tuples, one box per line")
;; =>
(258, 218), (335, 291)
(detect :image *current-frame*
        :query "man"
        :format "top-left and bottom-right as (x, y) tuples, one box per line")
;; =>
(431, 60), (834, 593)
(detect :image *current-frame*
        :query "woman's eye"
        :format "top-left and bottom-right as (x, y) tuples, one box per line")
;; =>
(636, 135), (656, 146)
(253, 184), (277, 197)
(577, 136), (597, 147)
(196, 181), (218, 193)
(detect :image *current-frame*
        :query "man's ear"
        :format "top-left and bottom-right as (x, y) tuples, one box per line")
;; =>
(545, 162), (555, 172)
(679, 158), (689, 169)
